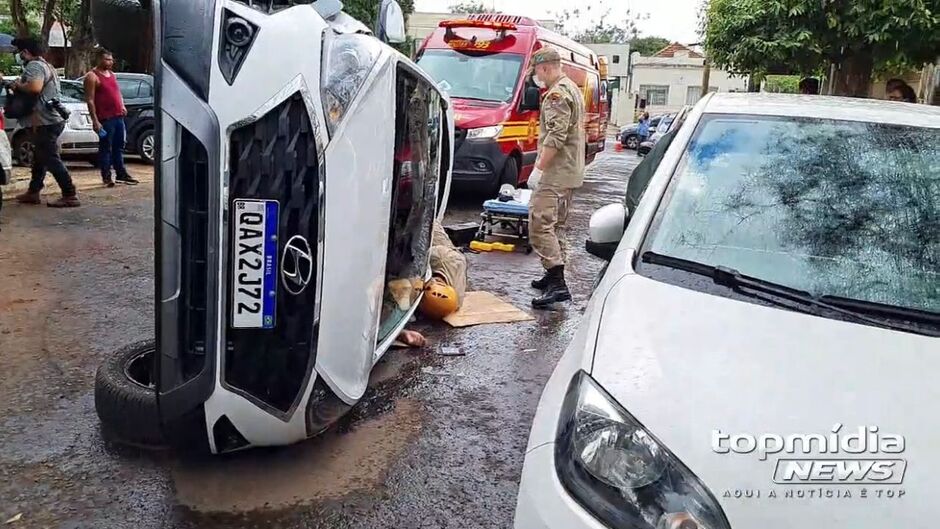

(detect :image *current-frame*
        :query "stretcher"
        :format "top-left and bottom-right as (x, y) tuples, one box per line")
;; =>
(475, 193), (533, 254)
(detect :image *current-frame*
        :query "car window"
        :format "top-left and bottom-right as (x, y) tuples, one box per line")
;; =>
(378, 67), (444, 342)
(139, 81), (153, 98)
(118, 80), (141, 99)
(61, 82), (85, 100)
(644, 114), (940, 314)
(417, 49), (523, 103)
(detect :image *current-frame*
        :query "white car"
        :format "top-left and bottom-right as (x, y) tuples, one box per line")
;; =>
(0, 110), (11, 186)
(1, 79), (98, 166)
(92, 0), (454, 454)
(515, 93), (940, 529)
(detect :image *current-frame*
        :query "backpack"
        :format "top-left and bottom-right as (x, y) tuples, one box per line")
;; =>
(3, 60), (54, 120)
(2, 87), (39, 120)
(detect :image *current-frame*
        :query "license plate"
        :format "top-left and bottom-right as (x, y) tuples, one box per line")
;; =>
(232, 200), (278, 329)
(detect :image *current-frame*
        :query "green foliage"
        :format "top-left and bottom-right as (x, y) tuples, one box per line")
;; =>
(704, 0), (940, 77)
(449, 1), (488, 14)
(763, 74), (800, 93)
(344, 0), (415, 30)
(630, 36), (671, 57)
(556, 7), (639, 44)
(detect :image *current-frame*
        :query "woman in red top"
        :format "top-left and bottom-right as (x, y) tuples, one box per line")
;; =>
(84, 48), (138, 186)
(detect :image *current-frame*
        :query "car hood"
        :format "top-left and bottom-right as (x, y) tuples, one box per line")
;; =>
(451, 98), (511, 130)
(591, 273), (937, 527)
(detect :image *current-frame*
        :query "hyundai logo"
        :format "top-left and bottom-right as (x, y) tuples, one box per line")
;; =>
(281, 235), (313, 295)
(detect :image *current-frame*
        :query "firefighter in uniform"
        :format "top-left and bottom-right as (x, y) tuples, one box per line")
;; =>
(526, 48), (585, 309)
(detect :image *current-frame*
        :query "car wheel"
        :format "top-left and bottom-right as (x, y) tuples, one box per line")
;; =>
(94, 339), (167, 449)
(12, 135), (34, 167)
(136, 129), (155, 165)
(497, 157), (519, 194)
(624, 135), (639, 150)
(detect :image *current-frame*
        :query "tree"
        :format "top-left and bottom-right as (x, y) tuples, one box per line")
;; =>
(344, 0), (415, 31)
(61, 0), (95, 77)
(629, 36), (670, 57)
(703, 0), (940, 97)
(556, 7), (639, 44)
(449, 1), (489, 14)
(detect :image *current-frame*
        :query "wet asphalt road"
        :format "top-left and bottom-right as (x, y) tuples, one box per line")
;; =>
(0, 149), (639, 528)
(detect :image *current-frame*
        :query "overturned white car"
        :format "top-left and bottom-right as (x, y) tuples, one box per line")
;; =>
(93, 0), (454, 454)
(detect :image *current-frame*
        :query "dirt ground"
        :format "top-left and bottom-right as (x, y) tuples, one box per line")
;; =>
(0, 150), (640, 528)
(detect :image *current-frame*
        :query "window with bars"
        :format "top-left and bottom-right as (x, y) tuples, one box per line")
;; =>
(639, 84), (669, 106)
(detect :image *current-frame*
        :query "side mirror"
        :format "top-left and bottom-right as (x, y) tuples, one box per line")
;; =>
(521, 85), (540, 111)
(376, 0), (407, 44)
(585, 203), (628, 261)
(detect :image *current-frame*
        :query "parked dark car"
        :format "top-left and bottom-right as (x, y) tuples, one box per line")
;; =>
(117, 73), (155, 164)
(69, 72), (155, 164)
(619, 114), (664, 149)
(637, 106), (692, 156)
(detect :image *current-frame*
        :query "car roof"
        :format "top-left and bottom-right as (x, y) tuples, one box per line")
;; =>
(704, 92), (940, 129)
(115, 72), (153, 81)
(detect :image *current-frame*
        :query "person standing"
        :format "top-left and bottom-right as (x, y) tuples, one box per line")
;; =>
(84, 49), (138, 187)
(637, 112), (651, 142)
(526, 47), (585, 309)
(11, 37), (80, 208)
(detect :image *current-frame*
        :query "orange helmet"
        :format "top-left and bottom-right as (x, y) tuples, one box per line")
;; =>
(419, 279), (459, 320)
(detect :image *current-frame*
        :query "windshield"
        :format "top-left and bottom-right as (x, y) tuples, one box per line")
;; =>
(644, 114), (940, 315)
(417, 49), (523, 103)
(656, 116), (674, 134)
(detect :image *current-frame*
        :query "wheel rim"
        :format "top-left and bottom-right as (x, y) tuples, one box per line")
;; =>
(141, 133), (155, 161)
(123, 349), (156, 389)
(17, 141), (34, 166)
(627, 137), (638, 149)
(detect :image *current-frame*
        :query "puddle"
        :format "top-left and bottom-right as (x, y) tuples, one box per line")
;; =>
(172, 399), (424, 513)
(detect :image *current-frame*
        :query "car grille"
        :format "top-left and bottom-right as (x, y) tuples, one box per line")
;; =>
(178, 129), (210, 381)
(224, 92), (322, 414)
(232, 0), (294, 14)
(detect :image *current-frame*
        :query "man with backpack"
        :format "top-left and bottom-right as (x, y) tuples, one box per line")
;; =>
(9, 37), (79, 208)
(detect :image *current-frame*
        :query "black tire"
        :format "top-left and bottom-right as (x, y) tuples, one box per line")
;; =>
(496, 157), (519, 194)
(136, 128), (155, 165)
(12, 134), (34, 167)
(94, 340), (166, 449)
(623, 134), (639, 150)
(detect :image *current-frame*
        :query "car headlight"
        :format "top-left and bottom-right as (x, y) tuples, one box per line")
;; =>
(466, 125), (503, 140)
(556, 372), (731, 529)
(321, 33), (383, 136)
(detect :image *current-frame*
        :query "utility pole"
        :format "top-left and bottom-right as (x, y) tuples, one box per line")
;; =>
(701, 59), (711, 99)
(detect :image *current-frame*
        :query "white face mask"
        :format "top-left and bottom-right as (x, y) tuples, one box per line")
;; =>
(533, 76), (547, 89)
(14, 53), (25, 66)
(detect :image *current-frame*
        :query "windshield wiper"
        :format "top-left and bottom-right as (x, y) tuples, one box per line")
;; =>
(640, 252), (935, 336)
(820, 295), (940, 327)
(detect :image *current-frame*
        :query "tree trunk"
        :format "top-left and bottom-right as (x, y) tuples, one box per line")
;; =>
(64, 0), (95, 78)
(831, 52), (874, 97)
(41, 0), (60, 44)
(10, 0), (31, 37)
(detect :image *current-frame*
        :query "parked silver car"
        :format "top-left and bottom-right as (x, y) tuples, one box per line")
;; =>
(1, 78), (98, 166)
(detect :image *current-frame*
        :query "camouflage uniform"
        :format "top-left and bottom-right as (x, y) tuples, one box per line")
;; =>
(430, 220), (468, 307)
(530, 71), (585, 270)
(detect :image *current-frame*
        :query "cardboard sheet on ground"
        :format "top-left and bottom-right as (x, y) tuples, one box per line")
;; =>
(444, 291), (534, 328)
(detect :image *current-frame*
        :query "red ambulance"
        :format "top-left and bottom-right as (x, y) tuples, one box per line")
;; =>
(416, 14), (608, 194)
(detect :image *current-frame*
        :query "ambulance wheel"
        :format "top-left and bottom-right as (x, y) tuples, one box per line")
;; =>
(94, 340), (167, 449)
(496, 158), (519, 195)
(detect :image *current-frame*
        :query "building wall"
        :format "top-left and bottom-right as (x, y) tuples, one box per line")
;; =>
(407, 12), (557, 42)
(583, 43), (633, 126)
(630, 55), (748, 116)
